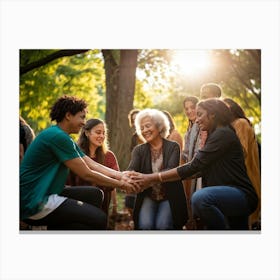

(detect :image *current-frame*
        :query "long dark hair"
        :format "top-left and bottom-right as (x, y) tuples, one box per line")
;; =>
(223, 98), (252, 126)
(197, 98), (233, 131)
(78, 118), (108, 164)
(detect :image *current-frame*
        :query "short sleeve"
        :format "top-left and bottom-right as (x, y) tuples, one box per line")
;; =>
(49, 132), (85, 162)
(104, 150), (120, 171)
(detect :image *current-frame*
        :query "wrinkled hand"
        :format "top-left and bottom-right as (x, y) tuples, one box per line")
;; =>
(119, 172), (142, 194)
(122, 171), (152, 191)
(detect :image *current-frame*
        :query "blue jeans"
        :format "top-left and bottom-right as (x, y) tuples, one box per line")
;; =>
(191, 186), (250, 230)
(138, 196), (173, 230)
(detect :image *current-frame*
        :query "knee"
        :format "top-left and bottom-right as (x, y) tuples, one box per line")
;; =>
(155, 219), (173, 230)
(92, 187), (104, 207)
(191, 190), (205, 210)
(191, 189), (214, 218)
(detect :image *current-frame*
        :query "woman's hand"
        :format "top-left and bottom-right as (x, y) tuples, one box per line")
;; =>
(123, 171), (154, 191)
(118, 175), (142, 194)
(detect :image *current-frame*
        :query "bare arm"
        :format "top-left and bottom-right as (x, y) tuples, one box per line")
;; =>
(64, 156), (138, 193)
(83, 155), (123, 180)
(128, 167), (181, 190)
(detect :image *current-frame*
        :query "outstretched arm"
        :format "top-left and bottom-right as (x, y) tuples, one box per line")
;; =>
(64, 156), (139, 193)
(127, 167), (181, 190)
(83, 155), (124, 180)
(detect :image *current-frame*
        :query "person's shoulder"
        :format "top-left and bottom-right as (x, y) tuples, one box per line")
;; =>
(233, 118), (252, 132)
(105, 150), (119, 165)
(213, 126), (235, 138)
(171, 129), (182, 139)
(39, 125), (70, 142)
(164, 138), (180, 148)
(233, 118), (250, 127)
(105, 150), (116, 158)
(132, 142), (148, 152)
(170, 129), (180, 136)
(40, 125), (60, 134)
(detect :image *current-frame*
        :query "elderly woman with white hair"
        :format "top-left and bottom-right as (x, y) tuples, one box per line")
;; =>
(127, 108), (188, 230)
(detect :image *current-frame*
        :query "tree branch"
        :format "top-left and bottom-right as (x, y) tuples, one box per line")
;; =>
(20, 49), (90, 76)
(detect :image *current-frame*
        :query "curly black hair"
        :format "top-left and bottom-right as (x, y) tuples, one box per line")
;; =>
(50, 95), (87, 122)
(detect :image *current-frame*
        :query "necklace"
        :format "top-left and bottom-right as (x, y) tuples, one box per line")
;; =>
(151, 146), (162, 162)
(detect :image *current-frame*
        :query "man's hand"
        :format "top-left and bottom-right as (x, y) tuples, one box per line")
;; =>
(122, 171), (153, 191)
(118, 173), (142, 194)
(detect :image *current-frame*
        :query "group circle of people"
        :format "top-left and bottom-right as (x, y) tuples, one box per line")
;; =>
(20, 82), (261, 231)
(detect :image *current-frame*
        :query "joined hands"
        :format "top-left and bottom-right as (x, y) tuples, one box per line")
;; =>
(120, 171), (153, 194)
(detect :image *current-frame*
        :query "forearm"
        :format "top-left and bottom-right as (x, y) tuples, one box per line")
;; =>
(159, 168), (181, 182)
(84, 155), (122, 180)
(65, 156), (124, 189)
(83, 169), (124, 189)
(135, 167), (181, 187)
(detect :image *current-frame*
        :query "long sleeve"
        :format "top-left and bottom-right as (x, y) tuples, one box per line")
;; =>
(127, 145), (144, 172)
(177, 127), (235, 180)
(162, 140), (181, 170)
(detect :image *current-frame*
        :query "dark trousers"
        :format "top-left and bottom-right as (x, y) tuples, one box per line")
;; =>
(24, 186), (107, 230)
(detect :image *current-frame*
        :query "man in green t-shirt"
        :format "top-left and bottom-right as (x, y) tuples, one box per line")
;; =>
(20, 95), (138, 230)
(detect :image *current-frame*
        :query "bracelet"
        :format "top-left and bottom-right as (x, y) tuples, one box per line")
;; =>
(158, 172), (163, 182)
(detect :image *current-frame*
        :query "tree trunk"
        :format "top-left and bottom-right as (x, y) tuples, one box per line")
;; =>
(102, 49), (138, 170)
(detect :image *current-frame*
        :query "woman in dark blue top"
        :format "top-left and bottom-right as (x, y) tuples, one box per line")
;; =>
(129, 99), (258, 230)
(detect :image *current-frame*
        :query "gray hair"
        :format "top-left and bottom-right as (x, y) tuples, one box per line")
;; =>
(135, 108), (170, 140)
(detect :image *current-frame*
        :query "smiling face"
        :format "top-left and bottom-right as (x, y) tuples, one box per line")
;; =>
(68, 110), (87, 134)
(184, 100), (197, 122)
(140, 116), (161, 143)
(196, 106), (215, 132)
(87, 123), (106, 148)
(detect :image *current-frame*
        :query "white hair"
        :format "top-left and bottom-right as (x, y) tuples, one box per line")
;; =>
(134, 108), (170, 140)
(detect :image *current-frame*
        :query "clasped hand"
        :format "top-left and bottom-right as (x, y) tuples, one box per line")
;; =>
(120, 171), (152, 194)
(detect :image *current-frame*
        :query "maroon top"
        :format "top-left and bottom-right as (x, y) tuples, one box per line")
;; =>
(66, 150), (119, 215)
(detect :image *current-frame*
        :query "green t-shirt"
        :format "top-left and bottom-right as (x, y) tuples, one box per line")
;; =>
(20, 125), (85, 219)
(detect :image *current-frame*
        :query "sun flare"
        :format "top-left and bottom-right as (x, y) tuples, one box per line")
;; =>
(171, 50), (211, 76)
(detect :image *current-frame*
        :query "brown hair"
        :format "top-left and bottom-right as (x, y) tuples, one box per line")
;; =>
(78, 118), (108, 164)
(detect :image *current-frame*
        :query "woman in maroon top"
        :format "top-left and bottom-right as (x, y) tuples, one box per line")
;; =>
(67, 119), (119, 218)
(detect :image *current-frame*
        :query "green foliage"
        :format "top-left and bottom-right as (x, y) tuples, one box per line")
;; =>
(137, 49), (261, 139)
(133, 79), (153, 109)
(20, 50), (105, 134)
(20, 48), (261, 143)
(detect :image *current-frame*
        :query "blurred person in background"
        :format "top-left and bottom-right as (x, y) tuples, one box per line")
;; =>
(223, 98), (261, 229)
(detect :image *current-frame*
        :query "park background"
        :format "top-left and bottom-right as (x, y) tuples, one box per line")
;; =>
(20, 49), (261, 170)
(20, 48), (262, 214)
(1, 1), (280, 280)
